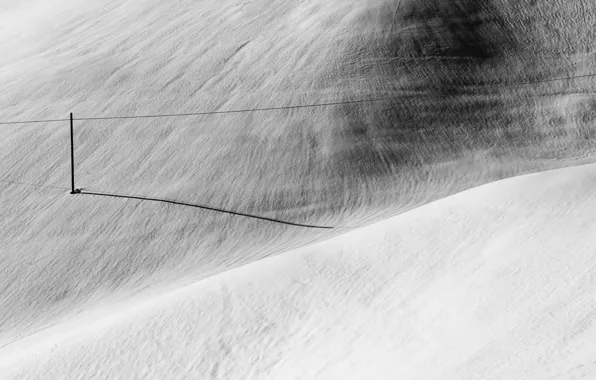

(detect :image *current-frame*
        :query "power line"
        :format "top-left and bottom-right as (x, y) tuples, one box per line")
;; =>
(529, 72), (596, 84)
(2, 70), (596, 125)
(488, 72), (596, 87)
(73, 97), (394, 122)
(0, 97), (393, 125)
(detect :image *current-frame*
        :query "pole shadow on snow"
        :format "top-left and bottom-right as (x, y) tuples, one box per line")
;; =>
(78, 190), (334, 230)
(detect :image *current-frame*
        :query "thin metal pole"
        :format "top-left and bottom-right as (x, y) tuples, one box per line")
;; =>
(70, 113), (76, 194)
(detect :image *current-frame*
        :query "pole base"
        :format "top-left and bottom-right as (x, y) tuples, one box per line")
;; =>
(70, 189), (81, 194)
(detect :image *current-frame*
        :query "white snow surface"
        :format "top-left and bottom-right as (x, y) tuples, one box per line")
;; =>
(2, 0), (596, 378)
(2, 163), (595, 379)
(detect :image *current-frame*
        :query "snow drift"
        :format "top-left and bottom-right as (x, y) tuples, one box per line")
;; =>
(2, 163), (596, 379)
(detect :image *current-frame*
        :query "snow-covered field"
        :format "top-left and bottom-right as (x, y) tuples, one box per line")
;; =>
(1, 0), (596, 378)
(3, 163), (596, 379)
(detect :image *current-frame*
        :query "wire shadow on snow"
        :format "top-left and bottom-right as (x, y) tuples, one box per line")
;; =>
(0, 178), (70, 191)
(79, 190), (334, 229)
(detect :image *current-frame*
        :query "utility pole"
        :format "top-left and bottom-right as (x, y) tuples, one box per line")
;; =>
(70, 113), (80, 194)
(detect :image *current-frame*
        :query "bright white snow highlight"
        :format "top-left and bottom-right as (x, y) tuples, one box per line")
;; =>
(2, 164), (596, 379)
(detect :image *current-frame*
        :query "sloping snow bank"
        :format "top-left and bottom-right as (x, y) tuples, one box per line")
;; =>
(2, 165), (596, 379)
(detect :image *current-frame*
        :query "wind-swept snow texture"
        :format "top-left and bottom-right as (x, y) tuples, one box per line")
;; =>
(2, 163), (596, 379)
(1, 0), (596, 377)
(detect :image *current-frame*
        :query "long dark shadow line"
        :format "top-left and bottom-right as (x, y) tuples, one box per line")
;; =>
(79, 190), (334, 229)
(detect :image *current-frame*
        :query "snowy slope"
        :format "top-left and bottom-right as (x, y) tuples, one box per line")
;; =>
(2, 0), (596, 376)
(2, 163), (595, 379)
(0, 0), (375, 341)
